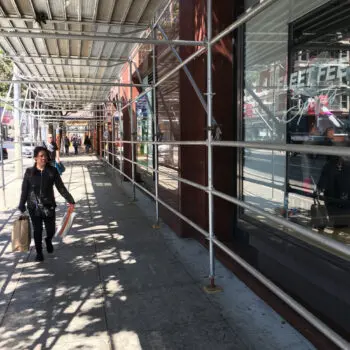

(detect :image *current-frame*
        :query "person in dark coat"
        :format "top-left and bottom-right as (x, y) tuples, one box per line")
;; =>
(84, 135), (92, 154)
(18, 146), (75, 261)
(73, 137), (79, 155)
(317, 156), (350, 228)
(64, 135), (70, 155)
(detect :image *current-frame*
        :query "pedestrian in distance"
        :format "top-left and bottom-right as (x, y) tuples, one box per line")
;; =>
(73, 137), (79, 155)
(84, 135), (92, 154)
(18, 146), (75, 262)
(43, 133), (60, 166)
(64, 135), (70, 155)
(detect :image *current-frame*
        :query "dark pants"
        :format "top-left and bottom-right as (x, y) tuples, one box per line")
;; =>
(29, 212), (56, 253)
(74, 146), (78, 155)
(65, 145), (69, 155)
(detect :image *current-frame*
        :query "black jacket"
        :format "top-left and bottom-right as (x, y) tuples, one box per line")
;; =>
(318, 158), (350, 207)
(18, 165), (75, 213)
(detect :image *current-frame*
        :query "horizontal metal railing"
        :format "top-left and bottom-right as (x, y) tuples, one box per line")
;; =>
(104, 149), (208, 192)
(103, 139), (350, 158)
(100, 150), (350, 349)
(101, 143), (350, 261)
(102, 156), (210, 238)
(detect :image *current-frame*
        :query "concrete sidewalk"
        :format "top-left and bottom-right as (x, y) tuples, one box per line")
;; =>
(0, 155), (314, 349)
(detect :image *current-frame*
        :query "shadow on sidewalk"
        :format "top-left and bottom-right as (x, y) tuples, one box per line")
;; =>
(0, 160), (242, 350)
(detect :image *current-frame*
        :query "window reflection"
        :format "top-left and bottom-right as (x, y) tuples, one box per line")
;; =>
(242, 0), (350, 244)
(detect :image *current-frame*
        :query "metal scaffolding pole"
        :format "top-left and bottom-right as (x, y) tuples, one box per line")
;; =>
(157, 23), (208, 114)
(10, 61), (125, 68)
(3, 80), (150, 88)
(129, 60), (136, 201)
(112, 108), (115, 168)
(0, 83), (13, 207)
(0, 30), (205, 46)
(102, 105), (106, 160)
(0, 54), (129, 62)
(206, 0), (216, 290)
(152, 25), (160, 226)
(94, 111), (97, 155)
(118, 83), (124, 185)
(13, 67), (23, 178)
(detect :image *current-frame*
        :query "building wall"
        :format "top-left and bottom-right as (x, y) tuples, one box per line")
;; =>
(177, 0), (239, 242)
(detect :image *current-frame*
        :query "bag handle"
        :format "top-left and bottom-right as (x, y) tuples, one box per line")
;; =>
(313, 190), (322, 206)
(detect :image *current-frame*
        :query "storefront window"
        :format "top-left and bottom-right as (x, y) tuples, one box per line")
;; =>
(242, 0), (288, 217)
(114, 109), (123, 168)
(155, 0), (180, 211)
(136, 77), (153, 171)
(242, 0), (350, 244)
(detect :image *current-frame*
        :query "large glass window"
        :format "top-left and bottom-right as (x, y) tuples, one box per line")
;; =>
(136, 76), (153, 171)
(242, 0), (288, 217)
(155, 0), (180, 211)
(242, 0), (350, 244)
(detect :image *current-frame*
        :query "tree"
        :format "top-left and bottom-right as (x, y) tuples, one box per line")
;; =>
(0, 49), (13, 97)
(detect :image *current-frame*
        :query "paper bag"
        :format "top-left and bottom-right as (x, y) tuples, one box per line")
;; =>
(310, 199), (328, 229)
(12, 216), (31, 252)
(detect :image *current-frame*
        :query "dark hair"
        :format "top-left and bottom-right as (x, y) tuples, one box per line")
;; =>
(33, 146), (49, 159)
(28, 146), (50, 175)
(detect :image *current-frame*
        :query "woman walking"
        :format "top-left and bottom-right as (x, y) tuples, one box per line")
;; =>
(18, 146), (75, 261)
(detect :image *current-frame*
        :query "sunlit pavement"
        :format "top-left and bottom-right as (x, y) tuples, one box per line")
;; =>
(0, 155), (315, 349)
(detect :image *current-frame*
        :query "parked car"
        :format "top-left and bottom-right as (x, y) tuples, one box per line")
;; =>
(1, 147), (8, 160)
(22, 142), (35, 158)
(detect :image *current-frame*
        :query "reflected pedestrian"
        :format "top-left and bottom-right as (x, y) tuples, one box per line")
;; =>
(317, 156), (350, 228)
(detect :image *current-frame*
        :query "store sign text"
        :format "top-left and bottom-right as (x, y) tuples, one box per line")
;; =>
(290, 65), (350, 87)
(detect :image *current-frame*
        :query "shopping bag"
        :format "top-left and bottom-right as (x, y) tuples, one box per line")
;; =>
(12, 215), (31, 252)
(56, 207), (76, 237)
(55, 161), (66, 175)
(310, 198), (328, 229)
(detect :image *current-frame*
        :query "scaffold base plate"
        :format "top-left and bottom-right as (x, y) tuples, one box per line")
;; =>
(203, 285), (223, 294)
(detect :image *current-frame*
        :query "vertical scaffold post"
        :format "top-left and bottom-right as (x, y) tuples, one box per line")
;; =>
(205, 0), (221, 293)
(0, 117), (5, 209)
(129, 60), (136, 201)
(112, 106), (115, 168)
(100, 105), (104, 159)
(0, 83), (13, 208)
(152, 24), (160, 227)
(94, 108), (98, 155)
(118, 83), (124, 184)
(13, 66), (23, 179)
(103, 103), (106, 160)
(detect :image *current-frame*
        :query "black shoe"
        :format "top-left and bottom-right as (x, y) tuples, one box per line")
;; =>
(45, 238), (54, 253)
(35, 252), (44, 262)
